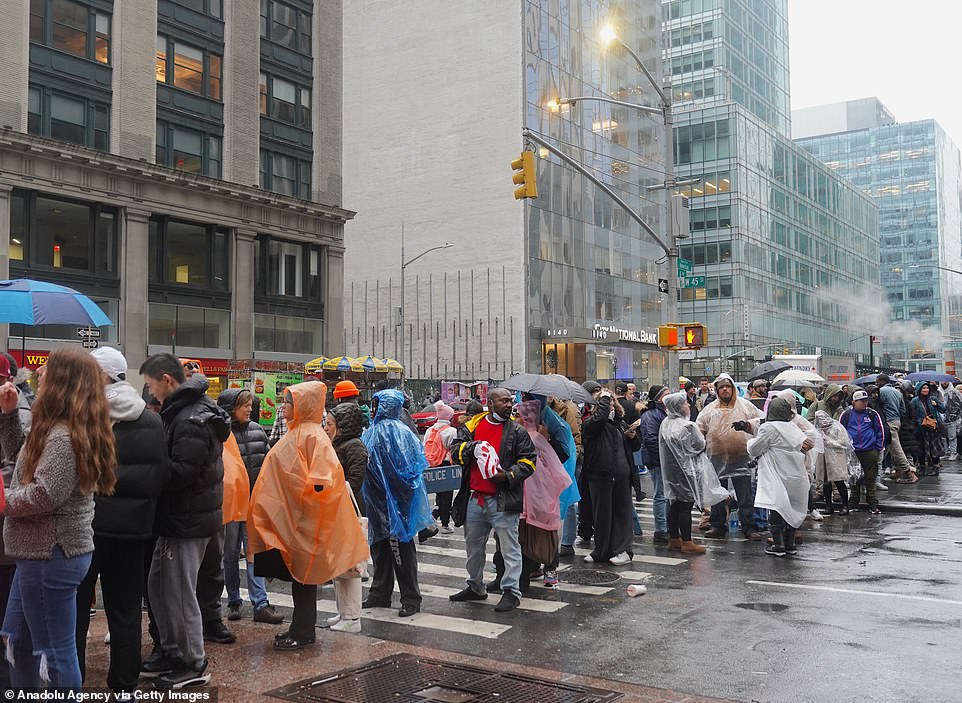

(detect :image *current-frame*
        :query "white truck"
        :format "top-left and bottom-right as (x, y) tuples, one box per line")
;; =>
(772, 354), (856, 385)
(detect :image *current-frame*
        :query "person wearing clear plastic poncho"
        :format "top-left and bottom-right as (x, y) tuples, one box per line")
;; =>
(360, 389), (435, 617)
(746, 397), (812, 556)
(696, 373), (763, 540)
(813, 410), (853, 515)
(658, 393), (730, 554)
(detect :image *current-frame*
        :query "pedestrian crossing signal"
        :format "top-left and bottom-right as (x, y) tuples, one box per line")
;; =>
(658, 325), (679, 348)
(681, 324), (706, 348)
(511, 151), (538, 199)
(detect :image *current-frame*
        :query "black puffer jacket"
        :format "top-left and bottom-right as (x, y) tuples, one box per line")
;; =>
(583, 395), (642, 478)
(331, 403), (367, 511)
(217, 388), (269, 488)
(450, 413), (537, 525)
(156, 375), (231, 538)
(93, 382), (169, 540)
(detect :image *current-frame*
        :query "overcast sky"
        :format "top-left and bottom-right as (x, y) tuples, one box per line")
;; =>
(789, 1), (962, 147)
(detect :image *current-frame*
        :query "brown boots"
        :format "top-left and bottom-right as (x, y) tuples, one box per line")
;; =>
(667, 538), (682, 551)
(681, 540), (706, 554)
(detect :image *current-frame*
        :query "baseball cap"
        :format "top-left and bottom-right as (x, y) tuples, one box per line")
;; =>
(90, 346), (128, 382)
(852, 390), (869, 402)
(0, 355), (11, 381)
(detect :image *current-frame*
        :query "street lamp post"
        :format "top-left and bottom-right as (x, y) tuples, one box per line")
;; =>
(399, 224), (453, 388)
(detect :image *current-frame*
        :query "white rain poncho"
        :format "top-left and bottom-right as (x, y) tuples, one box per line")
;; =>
(812, 410), (854, 483)
(774, 388), (821, 477)
(658, 393), (730, 509)
(748, 397), (811, 528)
(696, 373), (763, 479)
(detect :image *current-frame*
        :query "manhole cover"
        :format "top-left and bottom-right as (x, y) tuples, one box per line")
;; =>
(735, 602), (789, 613)
(266, 653), (623, 702)
(561, 568), (622, 586)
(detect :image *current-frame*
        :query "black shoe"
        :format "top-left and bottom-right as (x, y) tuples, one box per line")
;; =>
(494, 592), (520, 612)
(449, 587), (487, 602)
(361, 597), (391, 609)
(418, 525), (439, 543)
(485, 579), (502, 594)
(398, 604), (420, 617)
(141, 648), (177, 679)
(765, 544), (786, 557)
(870, 506), (881, 515)
(203, 620), (235, 644)
(274, 630), (289, 642)
(273, 635), (315, 651)
(154, 659), (210, 689)
(227, 603), (242, 621)
(652, 532), (670, 545)
(558, 545), (574, 557)
(432, 507), (441, 520)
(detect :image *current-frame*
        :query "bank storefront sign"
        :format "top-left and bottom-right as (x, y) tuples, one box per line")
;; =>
(541, 324), (659, 347)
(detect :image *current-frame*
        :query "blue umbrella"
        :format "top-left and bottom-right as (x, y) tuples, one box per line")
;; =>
(0, 279), (113, 327)
(853, 374), (880, 386)
(906, 371), (960, 384)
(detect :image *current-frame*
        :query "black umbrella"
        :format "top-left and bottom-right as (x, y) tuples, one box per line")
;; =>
(852, 374), (879, 386)
(501, 373), (593, 403)
(745, 360), (792, 382)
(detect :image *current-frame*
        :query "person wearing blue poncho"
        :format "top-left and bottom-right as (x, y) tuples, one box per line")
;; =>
(360, 389), (434, 618)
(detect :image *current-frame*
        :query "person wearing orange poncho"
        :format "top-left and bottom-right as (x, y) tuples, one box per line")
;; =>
(247, 381), (369, 651)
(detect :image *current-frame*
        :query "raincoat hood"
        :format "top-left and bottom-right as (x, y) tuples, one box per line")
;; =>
(330, 402), (365, 443)
(824, 384), (843, 404)
(659, 395), (730, 510)
(246, 379), (369, 585)
(216, 387), (245, 413)
(372, 389), (404, 422)
(766, 397), (794, 422)
(813, 409), (836, 430)
(663, 392), (690, 419)
(105, 381), (146, 423)
(714, 373), (736, 389)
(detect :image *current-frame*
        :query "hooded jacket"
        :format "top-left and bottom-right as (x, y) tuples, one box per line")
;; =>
(330, 402), (368, 505)
(247, 381), (369, 585)
(582, 394), (642, 479)
(910, 384), (945, 432)
(696, 373), (763, 479)
(217, 388), (270, 489)
(92, 382), (169, 540)
(639, 400), (668, 468)
(805, 384), (845, 421)
(156, 375), (231, 538)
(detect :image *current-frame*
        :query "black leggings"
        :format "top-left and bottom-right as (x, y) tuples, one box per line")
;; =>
(822, 481), (849, 510)
(667, 500), (694, 541)
(435, 491), (453, 526)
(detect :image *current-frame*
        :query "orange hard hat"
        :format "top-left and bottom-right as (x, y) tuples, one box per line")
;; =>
(333, 380), (360, 399)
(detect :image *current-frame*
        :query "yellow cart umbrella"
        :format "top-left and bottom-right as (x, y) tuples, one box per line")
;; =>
(305, 356), (328, 374)
(322, 356), (363, 372)
(383, 358), (404, 373)
(354, 355), (389, 372)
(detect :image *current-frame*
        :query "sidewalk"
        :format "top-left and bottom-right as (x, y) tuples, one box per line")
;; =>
(81, 616), (737, 703)
(878, 458), (962, 516)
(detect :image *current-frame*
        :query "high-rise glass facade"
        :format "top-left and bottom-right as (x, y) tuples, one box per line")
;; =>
(797, 119), (962, 369)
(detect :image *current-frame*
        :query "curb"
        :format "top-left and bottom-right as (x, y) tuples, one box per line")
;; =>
(876, 500), (962, 517)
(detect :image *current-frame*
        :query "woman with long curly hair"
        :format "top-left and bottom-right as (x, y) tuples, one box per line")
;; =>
(0, 347), (116, 688)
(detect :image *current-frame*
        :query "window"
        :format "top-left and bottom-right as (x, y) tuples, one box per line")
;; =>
(260, 150), (311, 199)
(9, 190), (117, 275)
(149, 303), (230, 349)
(148, 216), (230, 291)
(168, 0), (222, 18)
(261, 0), (312, 54)
(156, 36), (222, 100)
(268, 240), (302, 296)
(254, 314), (323, 354)
(28, 85), (109, 149)
(156, 121), (222, 177)
(260, 73), (311, 128)
(31, 0), (110, 63)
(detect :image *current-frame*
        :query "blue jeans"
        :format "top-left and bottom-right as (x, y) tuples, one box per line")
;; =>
(648, 464), (668, 534)
(2, 546), (92, 688)
(224, 521), (268, 610)
(464, 496), (522, 598)
(561, 503), (578, 546)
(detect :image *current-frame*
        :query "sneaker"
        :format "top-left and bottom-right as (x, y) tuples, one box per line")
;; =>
(558, 544), (574, 557)
(253, 605), (284, 624)
(330, 618), (360, 633)
(573, 536), (590, 547)
(875, 481), (888, 492)
(202, 620), (236, 644)
(809, 509), (824, 522)
(154, 659), (210, 689)
(440, 525), (454, 534)
(104, 631), (111, 644)
(227, 604), (242, 621)
(652, 531), (670, 545)
(765, 544), (786, 557)
(417, 525), (439, 543)
(637, 466), (649, 475)
(322, 615), (341, 628)
(609, 552), (632, 566)
(449, 586), (487, 602)
(485, 579), (502, 594)
(140, 648), (177, 679)
(870, 506), (881, 515)
(494, 592), (520, 612)
(543, 571), (559, 588)
(583, 554), (594, 563)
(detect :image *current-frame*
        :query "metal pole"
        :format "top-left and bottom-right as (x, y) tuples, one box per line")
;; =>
(400, 222), (405, 389)
(662, 76), (678, 389)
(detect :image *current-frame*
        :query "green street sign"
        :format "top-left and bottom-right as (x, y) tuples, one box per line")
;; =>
(677, 258), (693, 276)
(945, 342), (962, 349)
(681, 276), (706, 288)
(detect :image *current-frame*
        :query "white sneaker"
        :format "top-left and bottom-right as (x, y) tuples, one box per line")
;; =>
(574, 536), (590, 547)
(330, 618), (361, 633)
(809, 509), (824, 522)
(440, 525), (454, 534)
(104, 631), (111, 644)
(324, 614), (341, 627)
(875, 481), (889, 491)
(609, 552), (632, 566)
(583, 554), (594, 563)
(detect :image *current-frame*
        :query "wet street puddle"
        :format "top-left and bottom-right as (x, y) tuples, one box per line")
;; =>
(735, 602), (789, 612)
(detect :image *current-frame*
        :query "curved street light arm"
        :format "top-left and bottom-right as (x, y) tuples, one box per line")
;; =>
(404, 243), (453, 269)
(560, 95), (662, 117)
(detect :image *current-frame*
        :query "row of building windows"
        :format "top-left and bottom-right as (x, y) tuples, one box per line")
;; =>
(260, 0), (312, 54)
(669, 48), (715, 77)
(672, 77), (716, 104)
(668, 20), (715, 48)
(28, 86), (109, 150)
(155, 121), (222, 177)
(260, 150), (312, 199)
(30, 0), (109, 64)
(156, 36), (222, 100)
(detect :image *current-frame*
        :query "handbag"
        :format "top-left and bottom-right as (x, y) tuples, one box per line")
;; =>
(921, 414), (938, 430)
(345, 483), (369, 577)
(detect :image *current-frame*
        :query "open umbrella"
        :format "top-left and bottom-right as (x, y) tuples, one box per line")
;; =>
(852, 374), (880, 386)
(745, 360), (791, 382)
(906, 372), (961, 384)
(0, 279), (113, 327)
(501, 373), (593, 404)
(383, 358), (404, 373)
(773, 369), (825, 384)
(322, 356), (363, 372)
(304, 356), (328, 374)
(771, 378), (817, 390)
(354, 355), (388, 372)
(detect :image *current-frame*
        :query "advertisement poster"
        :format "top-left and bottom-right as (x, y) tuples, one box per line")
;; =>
(253, 371), (302, 427)
(440, 381), (488, 405)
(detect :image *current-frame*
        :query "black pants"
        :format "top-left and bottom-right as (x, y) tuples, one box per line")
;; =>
(667, 500), (694, 541)
(0, 564), (16, 690)
(709, 475), (755, 534)
(587, 473), (634, 561)
(576, 462), (593, 540)
(369, 537), (421, 608)
(196, 527), (226, 625)
(436, 491), (453, 527)
(289, 581), (317, 640)
(769, 510), (796, 546)
(823, 481), (849, 512)
(76, 538), (145, 691)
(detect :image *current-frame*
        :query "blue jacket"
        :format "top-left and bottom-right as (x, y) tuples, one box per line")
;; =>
(639, 403), (667, 468)
(909, 393), (944, 432)
(839, 407), (886, 452)
(878, 384), (904, 424)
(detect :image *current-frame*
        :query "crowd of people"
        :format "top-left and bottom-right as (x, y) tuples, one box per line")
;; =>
(0, 348), (950, 695)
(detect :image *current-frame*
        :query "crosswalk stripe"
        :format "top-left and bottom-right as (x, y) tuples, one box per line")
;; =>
(416, 583), (566, 612)
(239, 589), (511, 639)
(570, 548), (687, 567)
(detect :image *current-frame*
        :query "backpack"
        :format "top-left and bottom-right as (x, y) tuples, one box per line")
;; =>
(423, 427), (450, 467)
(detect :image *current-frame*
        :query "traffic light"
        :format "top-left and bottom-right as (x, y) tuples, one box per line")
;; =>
(681, 324), (706, 348)
(511, 151), (538, 199)
(658, 325), (679, 348)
